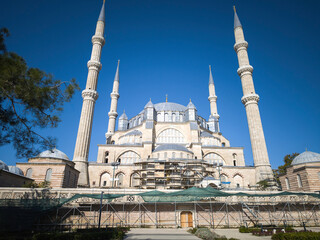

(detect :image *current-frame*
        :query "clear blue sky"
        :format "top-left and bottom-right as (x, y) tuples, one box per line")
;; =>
(1, 0), (319, 169)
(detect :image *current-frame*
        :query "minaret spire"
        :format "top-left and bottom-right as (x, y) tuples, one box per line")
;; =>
(208, 65), (219, 132)
(233, 7), (274, 183)
(106, 60), (120, 140)
(73, 1), (106, 186)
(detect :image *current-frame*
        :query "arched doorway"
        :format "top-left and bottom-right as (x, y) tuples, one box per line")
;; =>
(180, 211), (193, 228)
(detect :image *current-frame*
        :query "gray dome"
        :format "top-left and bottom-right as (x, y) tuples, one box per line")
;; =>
(144, 99), (154, 108)
(154, 102), (187, 112)
(37, 148), (70, 161)
(291, 151), (320, 166)
(187, 101), (196, 109)
(125, 130), (142, 136)
(200, 131), (214, 138)
(8, 166), (24, 176)
(153, 144), (192, 153)
(0, 160), (9, 171)
(119, 111), (128, 120)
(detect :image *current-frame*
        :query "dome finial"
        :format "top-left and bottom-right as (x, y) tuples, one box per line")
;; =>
(166, 94), (168, 102)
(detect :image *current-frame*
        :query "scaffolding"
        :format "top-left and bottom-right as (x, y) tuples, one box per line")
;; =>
(134, 159), (215, 189)
(1, 188), (320, 231)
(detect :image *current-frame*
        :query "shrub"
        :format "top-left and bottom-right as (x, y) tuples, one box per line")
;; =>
(271, 231), (320, 240)
(195, 228), (227, 240)
(188, 227), (198, 234)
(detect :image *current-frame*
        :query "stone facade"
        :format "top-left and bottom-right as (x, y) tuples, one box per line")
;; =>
(279, 163), (320, 192)
(16, 156), (79, 188)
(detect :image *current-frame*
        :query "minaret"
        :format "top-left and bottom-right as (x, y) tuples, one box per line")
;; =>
(73, 1), (106, 186)
(106, 60), (120, 141)
(208, 65), (220, 132)
(233, 7), (274, 182)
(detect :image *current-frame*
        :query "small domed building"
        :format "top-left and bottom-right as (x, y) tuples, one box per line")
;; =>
(0, 160), (33, 187)
(16, 148), (79, 188)
(279, 151), (320, 192)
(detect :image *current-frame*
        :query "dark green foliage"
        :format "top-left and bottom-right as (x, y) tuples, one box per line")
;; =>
(271, 231), (320, 240)
(238, 226), (260, 233)
(188, 227), (198, 234)
(273, 153), (299, 188)
(0, 28), (79, 159)
(23, 181), (50, 188)
(32, 227), (127, 240)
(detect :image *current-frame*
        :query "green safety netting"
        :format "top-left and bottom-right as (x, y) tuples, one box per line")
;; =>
(1, 187), (320, 209)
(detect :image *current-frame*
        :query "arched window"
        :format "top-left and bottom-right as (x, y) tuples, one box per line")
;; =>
(318, 172), (320, 180)
(233, 174), (243, 188)
(172, 152), (176, 159)
(233, 160), (237, 166)
(204, 153), (225, 166)
(156, 128), (186, 144)
(164, 113), (169, 121)
(297, 174), (303, 188)
(164, 152), (167, 159)
(100, 172), (110, 187)
(172, 113), (176, 122)
(117, 151), (141, 164)
(285, 177), (290, 190)
(221, 174), (228, 183)
(45, 168), (52, 182)
(116, 173), (124, 187)
(222, 142), (225, 147)
(105, 151), (109, 163)
(180, 152), (183, 159)
(131, 173), (140, 187)
(26, 168), (33, 178)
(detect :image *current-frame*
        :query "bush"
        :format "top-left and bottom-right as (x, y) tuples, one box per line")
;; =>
(272, 231), (320, 240)
(238, 226), (260, 233)
(32, 227), (127, 240)
(195, 228), (227, 240)
(188, 227), (198, 234)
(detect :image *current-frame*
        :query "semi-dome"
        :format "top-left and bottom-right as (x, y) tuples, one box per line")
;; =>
(0, 160), (9, 171)
(154, 102), (187, 112)
(291, 151), (320, 166)
(125, 130), (142, 136)
(37, 148), (70, 161)
(153, 144), (193, 153)
(8, 166), (24, 176)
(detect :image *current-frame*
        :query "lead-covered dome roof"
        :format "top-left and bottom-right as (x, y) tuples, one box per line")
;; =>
(154, 102), (187, 112)
(8, 166), (24, 176)
(37, 148), (70, 161)
(0, 160), (9, 171)
(153, 144), (192, 153)
(291, 151), (320, 166)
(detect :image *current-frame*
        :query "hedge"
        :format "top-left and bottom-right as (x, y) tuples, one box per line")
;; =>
(271, 231), (320, 240)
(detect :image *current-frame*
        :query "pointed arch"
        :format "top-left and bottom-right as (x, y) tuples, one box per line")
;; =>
(156, 128), (186, 144)
(203, 152), (225, 166)
(116, 150), (141, 164)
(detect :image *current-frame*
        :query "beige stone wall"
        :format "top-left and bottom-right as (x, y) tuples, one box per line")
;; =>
(16, 158), (79, 188)
(279, 163), (320, 192)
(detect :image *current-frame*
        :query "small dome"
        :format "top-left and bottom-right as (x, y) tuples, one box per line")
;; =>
(154, 102), (187, 112)
(8, 166), (24, 176)
(125, 130), (142, 136)
(200, 131), (214, 138)
(153, 144), (193, 153)
(0, 160), (9, 171)
(119, 111), (128, 120)
(209, 114), (218, 121)
(37, 148), (70, 161)
(144, 99), (154, 108)
(187, 101), (196, 109)
(292, 151), (320, 166)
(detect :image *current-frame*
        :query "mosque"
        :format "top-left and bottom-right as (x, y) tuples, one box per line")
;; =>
(6, 2), (280, 190)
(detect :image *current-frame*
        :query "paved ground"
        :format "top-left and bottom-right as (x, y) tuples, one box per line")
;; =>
(214, 228), (271, 240)
(124, 227), (320, 240)
(124, 228), (200, 240)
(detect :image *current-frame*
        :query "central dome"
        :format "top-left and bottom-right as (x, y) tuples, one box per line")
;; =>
(154, 102), (187, 112)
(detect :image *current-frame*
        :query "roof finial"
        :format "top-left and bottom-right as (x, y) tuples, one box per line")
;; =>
(190, 98), (192, 103)
(233, 5), (236, 13)
(166, 94), (168, 102)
